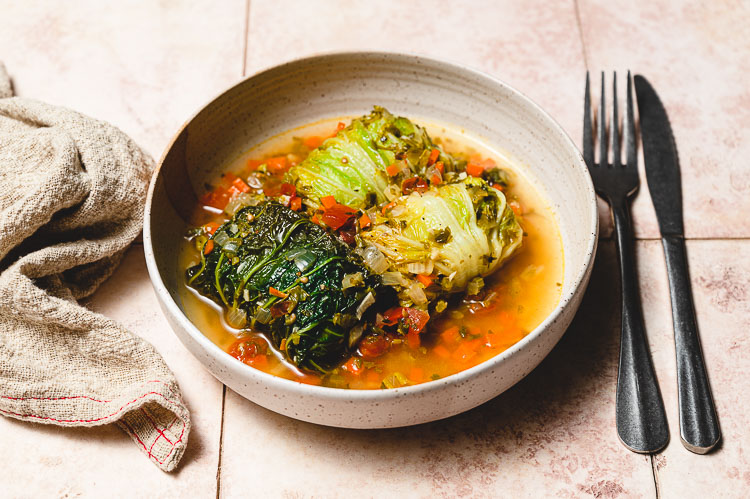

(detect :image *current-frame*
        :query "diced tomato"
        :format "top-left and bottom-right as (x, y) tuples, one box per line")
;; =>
(336, 217), (357, 246)
(320, 203), (357, 230)
(228, 337), (268, 365)
(401, 176), (429, 195)
(320, 195), (337, 209)
(280, 183), (296, 197)
(311, 215), (321, 225)
(266, 156), (289, 174)
(290, 196), (302, 211)
(304, 136), (324, 149)
(359, 213), (371, 229)
(262, 176), (283, 197)
(403, 308), (430, 334)
(427, 148), (440, 166)
(200, 187), (232, 210)
(466, 163), (484, 177)
(386, 163), (401, 176)
(203, 239), (214, 255)
(231, 177), (251, 193)
(381, 306), (405, 326)
(435, 161), (444, 174)
(203, 222), (221, 235)
(341, 357), (364, 375)
(492, 183), (504, 191)
(416, 274), (434, 287)
(359, 335), (389, 360)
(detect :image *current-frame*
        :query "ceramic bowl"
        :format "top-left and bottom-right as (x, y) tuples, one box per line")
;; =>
(144, 52), (598, 428)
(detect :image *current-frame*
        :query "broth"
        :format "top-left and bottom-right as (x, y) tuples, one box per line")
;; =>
(178, 117), (563, 389)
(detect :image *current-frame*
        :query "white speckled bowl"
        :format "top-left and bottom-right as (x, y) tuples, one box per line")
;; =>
(144, 52), (598, 428)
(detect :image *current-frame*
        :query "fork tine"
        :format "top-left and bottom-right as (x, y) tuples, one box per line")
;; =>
(625, 70), (637, 168)
(598, 72), (608, 166)
(583, 72), (594, 168)
(612, 72), (621, 166)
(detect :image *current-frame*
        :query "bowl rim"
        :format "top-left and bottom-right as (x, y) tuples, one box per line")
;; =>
(143, 50), (598, 401)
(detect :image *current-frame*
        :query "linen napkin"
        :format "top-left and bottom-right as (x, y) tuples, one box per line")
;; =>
(0, 63), (190, 472)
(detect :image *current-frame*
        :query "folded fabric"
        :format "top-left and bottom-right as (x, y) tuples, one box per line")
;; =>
(0, 63), (190, 472)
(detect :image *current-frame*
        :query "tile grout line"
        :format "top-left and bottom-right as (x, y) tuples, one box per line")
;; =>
(242, 0), (251, 77)
(572, 0), (590, 69)
(649, 454), (661, 498)
(215, 385), (227, 499)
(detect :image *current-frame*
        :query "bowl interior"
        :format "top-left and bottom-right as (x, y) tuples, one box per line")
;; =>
(147, 52), (596, 391)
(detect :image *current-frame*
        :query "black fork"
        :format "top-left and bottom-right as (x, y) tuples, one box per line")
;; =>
(584, 71), (669, 453)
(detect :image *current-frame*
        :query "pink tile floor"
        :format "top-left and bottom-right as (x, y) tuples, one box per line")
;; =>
(1, 1), (747, 496)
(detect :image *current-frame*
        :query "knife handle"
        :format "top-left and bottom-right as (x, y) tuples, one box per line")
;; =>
(661, 235), (721, 453)
(612, 201), (669, 453)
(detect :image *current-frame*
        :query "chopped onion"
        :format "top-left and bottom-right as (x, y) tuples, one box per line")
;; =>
(406, 281), (428, 306)
(357, 245), (388, 274)
(342, 272), (364, 289)
(213, 231), (230, 246)
(356, 291), (376, 319)
(222, 239), (241, 254)
(226, 307), (247, 328)
(381, 271), (405, 286)
(384, 184), (401, 201)
(390, 204), (406, 217)
(406, 260), (434, 275)
(254, 306), (272, 324)
(291, 251), (316, 271)
(348, 323), (365, 348)
(224, 192), (257, 216)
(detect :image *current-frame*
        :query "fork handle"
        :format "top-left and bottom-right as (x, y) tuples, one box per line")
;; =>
(661, 235), (721, 453)
(611, 200), (669, 453)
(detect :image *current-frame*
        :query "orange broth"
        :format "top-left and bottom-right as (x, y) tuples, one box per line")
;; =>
(178, 117), (563, 389)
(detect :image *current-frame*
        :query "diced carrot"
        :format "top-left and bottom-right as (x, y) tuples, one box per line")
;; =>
(330, 122), (346, 137)
(246, 159), (263, 171)
(266, 156), (289, 173)
(359, 212), (371, 229)
(406, 331), (421, 349)
(203, 239), (214, 255)
(509, 200), (523, 216)
(433, 345), (451, 359)
(320, 195), (337, 209)
(304, 136), (324, 149)
(484, 332), (502, 349)
(200, 187), (232, 210)
(365, 369), (381, 383)
(268, 286), (288, 299)
(416, 274), (434, 287)
(409, 367), (424, 383)
(311, 215), (321, 225)
(381, 201), (396, 215)
(492, 183), (504, 191)
(290, 196), (302, 211)
(440, 326), (460, 344)
(435, 161), (444, 173)
(452, 341), (479, 362)
(231, 177), (251, 193)
(466, 163), (484, 177)
(203, 222), (221, 235)
(427, 148), (440, 166)
(386, 163), (401, 176)
(430, 174), (441, 185)
(280, 183), (296, 197)
(280, 338), (287, 352)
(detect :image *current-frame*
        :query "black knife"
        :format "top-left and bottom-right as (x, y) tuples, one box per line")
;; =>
(634, 75), (721, 454)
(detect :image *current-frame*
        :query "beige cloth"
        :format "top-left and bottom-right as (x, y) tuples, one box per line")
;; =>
(0, 63), (190, 472)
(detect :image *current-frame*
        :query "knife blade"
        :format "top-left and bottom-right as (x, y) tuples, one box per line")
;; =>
(634, 75), (721, 454)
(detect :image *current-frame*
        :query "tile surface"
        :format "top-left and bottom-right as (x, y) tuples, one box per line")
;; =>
(578, 0), (750, 238)
(0, 246), (224, 498)
(0, 0), (246, 158)
(219, 241), (656, 498)
(636, 240), (750, 497)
